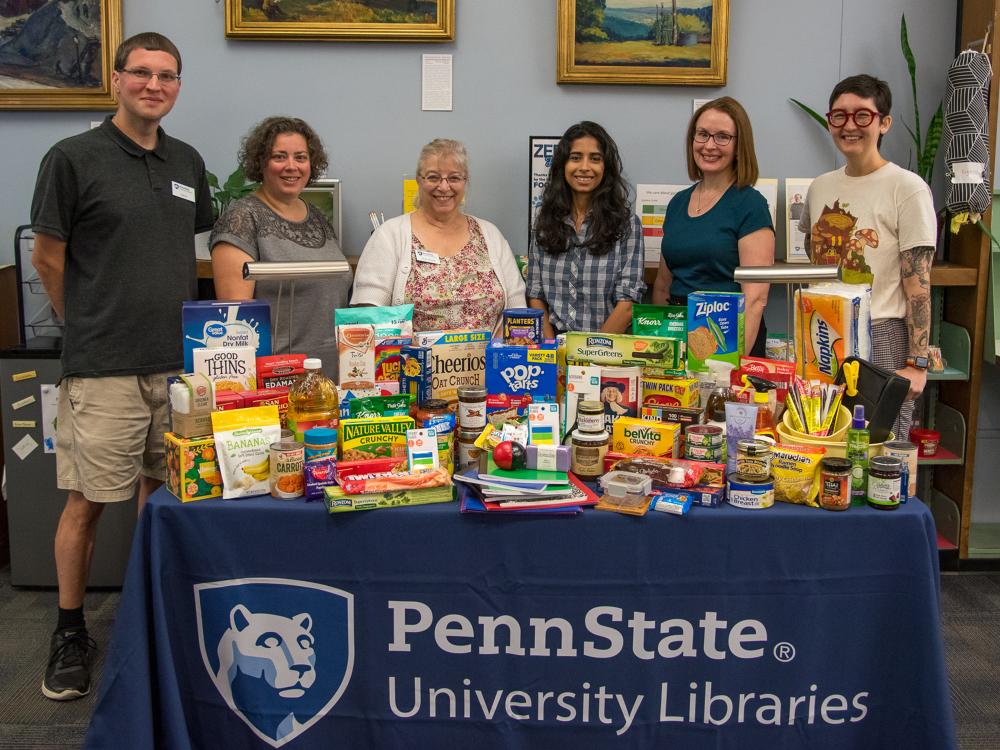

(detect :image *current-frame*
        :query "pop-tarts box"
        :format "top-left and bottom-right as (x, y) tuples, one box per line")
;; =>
(485, 340), (558, 417)
(686, 292), (744, 372)
(183, 300), (271, 372)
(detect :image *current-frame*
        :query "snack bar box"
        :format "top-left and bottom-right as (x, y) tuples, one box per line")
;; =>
(182, 300), (272, 372)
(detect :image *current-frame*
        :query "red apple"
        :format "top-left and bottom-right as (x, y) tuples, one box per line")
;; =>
(493, 441), (527, 471)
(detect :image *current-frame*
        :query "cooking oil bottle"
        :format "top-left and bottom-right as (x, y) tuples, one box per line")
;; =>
(286, 358), (338, 442)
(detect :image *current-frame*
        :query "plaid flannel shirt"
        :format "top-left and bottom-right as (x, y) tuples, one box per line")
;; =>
(526, 213), (645, 333)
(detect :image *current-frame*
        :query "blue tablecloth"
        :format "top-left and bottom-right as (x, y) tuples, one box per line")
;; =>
(85, 488), (956, 749)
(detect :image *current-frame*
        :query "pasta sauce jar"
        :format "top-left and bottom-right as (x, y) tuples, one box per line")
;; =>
(571, 429), (609, 480)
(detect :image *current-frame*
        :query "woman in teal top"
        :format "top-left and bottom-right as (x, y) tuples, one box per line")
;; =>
(652, 97), (774, 357)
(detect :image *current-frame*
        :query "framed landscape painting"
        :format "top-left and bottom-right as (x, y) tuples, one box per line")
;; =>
(0, 0), (122, 110)
(225, 0), (455, 42)
(557, 0), (729, 86)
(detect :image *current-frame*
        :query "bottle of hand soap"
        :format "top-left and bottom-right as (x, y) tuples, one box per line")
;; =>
(846, 404), (870, 506)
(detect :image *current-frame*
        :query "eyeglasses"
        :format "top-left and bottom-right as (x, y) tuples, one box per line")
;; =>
(120, 68), (181, 85)
(825, 109), (880, 127)
(693, 129), (736, 146)
(420, 174), (466, 187)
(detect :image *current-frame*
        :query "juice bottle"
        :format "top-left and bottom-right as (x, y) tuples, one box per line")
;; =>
(846, 404), (870, 506)
(286, 358), (338, 442)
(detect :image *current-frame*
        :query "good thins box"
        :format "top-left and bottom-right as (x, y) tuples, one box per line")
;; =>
(686, 292), (745, 372)
(413, 329), (491, 406)
(485, 341), (558, 416)
(182, 300), (271, 373)
(193, 346), (257, 395)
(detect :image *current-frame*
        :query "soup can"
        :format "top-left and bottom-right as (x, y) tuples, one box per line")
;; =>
(270, 441), (305, 499)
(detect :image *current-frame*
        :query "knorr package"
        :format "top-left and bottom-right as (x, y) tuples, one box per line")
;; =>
(632, 304), (687, 339)
(771, 443), (826, 506)
(335, 304), (414, 391)
(211, 406), (282, 499)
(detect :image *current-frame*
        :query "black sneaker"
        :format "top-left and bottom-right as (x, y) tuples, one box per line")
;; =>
(42, 627), (97, 701)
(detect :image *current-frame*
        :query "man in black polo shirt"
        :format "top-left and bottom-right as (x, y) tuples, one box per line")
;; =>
(30, 32), (214, 701)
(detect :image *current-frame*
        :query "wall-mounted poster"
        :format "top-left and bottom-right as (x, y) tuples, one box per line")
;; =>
(0, 0), (122, 110)
(636, 183), (690, 264)
(225, 0), (454, 42)
(785, 178), (814, 263)
(528, 136), (561, 245)
(557, 0), (729, 86)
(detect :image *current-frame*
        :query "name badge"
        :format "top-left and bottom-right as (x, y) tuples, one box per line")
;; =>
(171, 181), (196, 202)
(415, 249), (441, 265)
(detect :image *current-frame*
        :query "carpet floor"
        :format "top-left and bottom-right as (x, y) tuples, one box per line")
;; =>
(0, 566), (997, 749)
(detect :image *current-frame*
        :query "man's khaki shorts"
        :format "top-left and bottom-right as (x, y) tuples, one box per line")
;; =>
(56, 373), (176, 503)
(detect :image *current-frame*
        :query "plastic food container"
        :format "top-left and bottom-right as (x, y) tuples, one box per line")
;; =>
(909, 428), (940, 457)
(599, 470), (652, 501)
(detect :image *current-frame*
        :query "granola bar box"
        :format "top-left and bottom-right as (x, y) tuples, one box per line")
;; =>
(686, 292), (744, 372)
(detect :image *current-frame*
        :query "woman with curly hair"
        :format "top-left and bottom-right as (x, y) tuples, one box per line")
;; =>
(652, 97), (774, 356)
(211, 116), (352, 378)
(527, 121), (645, 337)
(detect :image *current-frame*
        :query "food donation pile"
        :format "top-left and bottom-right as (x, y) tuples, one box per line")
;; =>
(164, 285), (912, 516)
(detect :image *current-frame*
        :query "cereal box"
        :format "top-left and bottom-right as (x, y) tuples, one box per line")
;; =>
(182, 300), (271, 373)
(611, 417), (681, 457)
(193, 346), (257, 394)
(256, 354), (305, 389)
(641, 375), (699, 408)
(485, 340), (558, 417)
(686, 292), (745, 372)
(165, 432), (222, 502)
(413, 329), (491, 406)
(563, 332), (684, 375)
(339, 416), (414, 462)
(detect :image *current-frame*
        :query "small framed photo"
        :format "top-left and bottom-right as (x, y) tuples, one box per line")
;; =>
(785, 178), (814, 263)
(301, 179), (342, 246)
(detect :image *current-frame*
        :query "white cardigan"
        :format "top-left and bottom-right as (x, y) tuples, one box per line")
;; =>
(351, 213), (527, 331)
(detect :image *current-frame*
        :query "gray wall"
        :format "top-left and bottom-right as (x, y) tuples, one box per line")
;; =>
(0, 0), (957, 262)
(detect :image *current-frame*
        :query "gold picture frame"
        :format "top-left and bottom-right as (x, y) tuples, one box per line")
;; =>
(225, 0), (455, 42)
(557, 0), (729, 86)
(0, 0), (122, 110)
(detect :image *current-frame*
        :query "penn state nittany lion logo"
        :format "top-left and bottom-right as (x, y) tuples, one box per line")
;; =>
(195, 578), (354, 748)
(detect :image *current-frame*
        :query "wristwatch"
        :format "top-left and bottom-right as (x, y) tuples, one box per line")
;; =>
(905, 355), (929, 370)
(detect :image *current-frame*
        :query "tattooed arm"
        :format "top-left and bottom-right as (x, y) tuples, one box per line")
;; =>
(897, 245), (934, 400)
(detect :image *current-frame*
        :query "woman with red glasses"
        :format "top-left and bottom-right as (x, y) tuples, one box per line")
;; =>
(652, 97), (774, 357)
(797, 74), (936, 441)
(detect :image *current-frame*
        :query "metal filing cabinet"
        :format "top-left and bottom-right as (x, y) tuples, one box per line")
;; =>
(1, 341), (136, 586)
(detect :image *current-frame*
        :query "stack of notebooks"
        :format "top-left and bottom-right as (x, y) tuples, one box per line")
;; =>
(455, 456), (598, 515)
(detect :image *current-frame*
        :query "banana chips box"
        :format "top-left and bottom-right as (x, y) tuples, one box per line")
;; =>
(686, 292), (745, 371)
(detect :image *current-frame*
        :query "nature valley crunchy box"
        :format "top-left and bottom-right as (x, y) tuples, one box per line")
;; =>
(611, 417), (680, 457)
(686, 292), (745, 372)
(338, 416), (413, 462)
(413, 329), (490, 406)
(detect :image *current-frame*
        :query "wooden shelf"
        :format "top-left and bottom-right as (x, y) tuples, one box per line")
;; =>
(930, 262), (978, 286)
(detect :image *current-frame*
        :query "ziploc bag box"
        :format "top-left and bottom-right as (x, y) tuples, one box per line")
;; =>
(686, 292), (744, 372)
(485, 340), (558, 417)
(183, 300), (271, 372)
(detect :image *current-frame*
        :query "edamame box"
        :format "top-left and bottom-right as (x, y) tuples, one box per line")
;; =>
(686, 292), (744, 371)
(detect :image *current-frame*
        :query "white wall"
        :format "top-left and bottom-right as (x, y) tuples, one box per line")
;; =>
(0, 0), (957, 263)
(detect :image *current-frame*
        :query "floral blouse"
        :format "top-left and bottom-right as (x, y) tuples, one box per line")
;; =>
(404, 216), (505, 332)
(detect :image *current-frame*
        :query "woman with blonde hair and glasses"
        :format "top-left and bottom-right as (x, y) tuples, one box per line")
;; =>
(352, 138), (525, 334)
(652, 96), (774, 356)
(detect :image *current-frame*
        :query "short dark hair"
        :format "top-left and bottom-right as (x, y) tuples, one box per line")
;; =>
(829, 74), (892, 115)
(114, 32), (182, 75)
(239, 117), (329, 184)
(685, 96), (760, 188)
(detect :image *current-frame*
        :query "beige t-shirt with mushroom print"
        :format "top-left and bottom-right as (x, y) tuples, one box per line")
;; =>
(799, 162), (936, 320)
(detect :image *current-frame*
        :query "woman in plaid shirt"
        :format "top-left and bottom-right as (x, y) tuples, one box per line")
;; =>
(527, 121), (646, 337)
